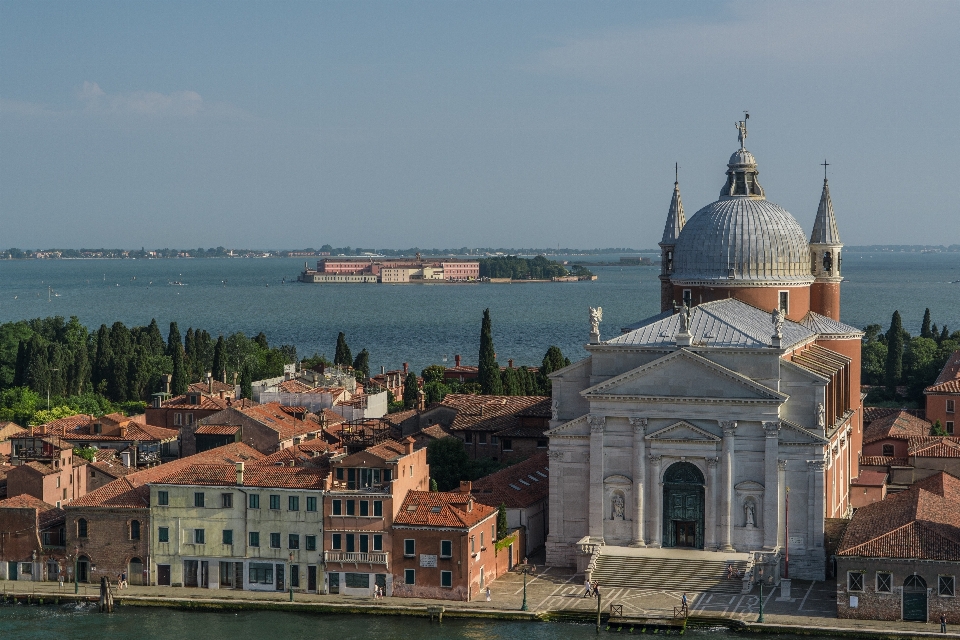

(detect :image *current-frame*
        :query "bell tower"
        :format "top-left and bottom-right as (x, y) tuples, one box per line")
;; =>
(809, 161), (843, 320)
(659, 164), (685, 312)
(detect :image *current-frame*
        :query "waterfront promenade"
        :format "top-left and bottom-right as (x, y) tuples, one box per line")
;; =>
(4, 566), (959, 639)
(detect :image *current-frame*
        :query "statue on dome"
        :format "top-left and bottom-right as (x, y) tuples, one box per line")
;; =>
(678, 303), (691, 333)
(736, 117), (748, 149)
(589, 306), (603, 336)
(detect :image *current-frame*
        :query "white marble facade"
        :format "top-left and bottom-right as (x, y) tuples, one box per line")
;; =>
(545, 302), (842, 580)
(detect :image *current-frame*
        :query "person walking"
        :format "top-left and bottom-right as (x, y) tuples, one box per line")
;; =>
(485, 587), (491, 602)
(582, 578), (592, 598)
(941, 612), (947, 633)
(58, 572), (64, 589)
(592, 582), (601, 599)
(681, 592), (688, 614)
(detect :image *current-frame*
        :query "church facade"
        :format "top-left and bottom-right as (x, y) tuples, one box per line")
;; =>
(546, 122), (862, 581)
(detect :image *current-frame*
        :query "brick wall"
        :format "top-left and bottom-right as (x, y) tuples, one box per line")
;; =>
(65, 507), (150, 584)
(837, 557), (960, 623)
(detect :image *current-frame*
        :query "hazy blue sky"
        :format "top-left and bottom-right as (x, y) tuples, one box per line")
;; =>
(2, 1), (958, 249)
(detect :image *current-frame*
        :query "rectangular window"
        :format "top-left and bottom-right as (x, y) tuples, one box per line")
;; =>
(270, 533), (281, 549)
(290, 565), (300, 588)
(174, 413), (182, 426)
(940, 576), (956, 597)
(345, 573), (369, 589)
(332, 534), (342, 550)
(536, 439), (548, 448)
(948, 399), (956, 414)
(441, 570), (452, 588)
(502, 439), (513, 451)
(249, 494), (260, 509)
(360, 500), (369, 517)
(478, 433), (487, 444)
(682, 289), (692, 306)
(249, 531), (260, 547)
(346, 534), (355, 553)
(289, 496), (299, 511)
(876, 572), (892, 593)
(336, 467), (344, 481)
(332, 500), (342, 515)
(948, 422), (955, 435)
(348, 467), (356, 489)
(882, 444), (895, 457)
(306, 535), (317, 551)
(404, 539), (415, 557)
(383, 469), (392, 482)
(194, 529), (205, 544)
(157, 491), (169, 506)
(481, 532), (484, 547)
(373, 501), (383, 517)
(249, 563), (273, 585)
(289, 534), (300, 549)
(221, 493), (233, 508)
(491, 436), (498, 445)
(194, 492), (205, 508)
(373, 534), (383, 552)
(186, 413), (194, 425)
(440, 540), (452, 558)
(269, 495), (280, 510)
(158, 527), (169, 543)
(404, 569), (415, 585)
(346, 500), (356, 516)
(464, 432), (473, 444)
(847, 572), (863, 592)
(359, 534), (368, 553)
(223, 529), (233, 545)
(779, 291), (789, 314)
(306, 497), (317, 512)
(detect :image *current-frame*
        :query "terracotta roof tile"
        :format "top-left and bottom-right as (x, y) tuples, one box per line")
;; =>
(158, 462), (328, 489)
(162, 394), (229, 411)
(472, 452), (549, 509)
(860, 455), (909, 467)
(0, 494), (56, 510)
(363, 439), (408, 460)
(909, 436), (960, 458)
(37, 414), (178, 443)
(933, 350), (960, 385)
(393, 490), (496, 528)
(439, 394), (551, 434)
(238, 403), (321, 441)
(863, 410), (931, 444)
(195, 424), (240, 435)
(383, 409), (418, 428)
(851, 470), (887, 487)
(0, 422), (26, 440)
(188, 380), (235, 395)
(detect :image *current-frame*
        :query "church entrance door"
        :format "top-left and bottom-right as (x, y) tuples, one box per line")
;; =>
(662, 462), (705, 549)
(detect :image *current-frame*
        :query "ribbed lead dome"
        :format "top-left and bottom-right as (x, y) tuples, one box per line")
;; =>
(671, 149), (813, 284)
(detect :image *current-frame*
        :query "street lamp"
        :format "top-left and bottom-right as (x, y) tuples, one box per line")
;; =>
(757, 580), (764, 623)
(289, 552), (294, 602)
(520, 564), (529, 611)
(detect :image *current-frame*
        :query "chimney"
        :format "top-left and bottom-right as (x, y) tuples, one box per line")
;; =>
(120, 450), (131, 468)
(403, 436), (415, 455)
(219, 390), (225, 400)
(153, 395), (162, 409)
(207, 372), (213, 394)
(35, 424), (46, 436)
(508, 359), (514, 369)
(455, 354), (461, 367)
(380, 366), (385, 375)
(118, 424), (127, 439)
(459, 480), (472, 493)
(403, 362), (408, 375)
(163, 374), (172, 395)
(236, 461), (244, 485)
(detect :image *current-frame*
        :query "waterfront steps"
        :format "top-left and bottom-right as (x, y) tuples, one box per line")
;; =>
(589, 547), (751, 594)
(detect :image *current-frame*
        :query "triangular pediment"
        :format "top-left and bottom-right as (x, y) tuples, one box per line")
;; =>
(646, 421), (721, 443)
(545, 414), (589, 438)
(582, 350), (785, 402)
(779, 420), (829, 445)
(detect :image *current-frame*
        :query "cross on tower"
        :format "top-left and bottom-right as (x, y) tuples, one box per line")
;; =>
(821, 159), (829, 180)
(675, 162), (679, 184)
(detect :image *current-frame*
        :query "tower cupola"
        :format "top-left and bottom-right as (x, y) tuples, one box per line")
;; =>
(659, 164), (686, 311)
(809, 161), (844, 320)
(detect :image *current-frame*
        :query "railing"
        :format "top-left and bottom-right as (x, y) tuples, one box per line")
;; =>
(323, 551), (389, 565)
(329, 481), (389, 493)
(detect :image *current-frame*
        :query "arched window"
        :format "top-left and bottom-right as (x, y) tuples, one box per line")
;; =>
(130, 520), (141, 540)
(77, 518), (88, 538)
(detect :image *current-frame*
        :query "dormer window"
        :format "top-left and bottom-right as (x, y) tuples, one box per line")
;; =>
(189, 394), (199, 405)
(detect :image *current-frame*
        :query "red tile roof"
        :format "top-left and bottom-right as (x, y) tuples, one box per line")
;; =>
(926, 349), (960, 393)
(195, 424), (241, 435)
(0, 422), (26, 440)
(188, 380), (236, 395)
(68, 442), (264, 509)
(838, 472), (960, 560)
(158, 463), (328, 489)
(909, 436), (960, 458)
(863, 410), (931, 444)
(37, 413), (178, 443)
(851, 471), (887, 487)
(0, 493), (56, 510)
(393, 490), (496, 528)
(238, 403), (321, 441)
(472, 452), (549, 509)
(860, 455), (909, 467)
(439, 394), (551, 434)
(383, 409), (418, 428)
(863, 406), (925, 425)
(161, 394), (229, 410)
(362, 439), (409, 460)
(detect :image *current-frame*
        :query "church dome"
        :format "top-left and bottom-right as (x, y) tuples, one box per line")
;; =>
(671, 145), (813, 285)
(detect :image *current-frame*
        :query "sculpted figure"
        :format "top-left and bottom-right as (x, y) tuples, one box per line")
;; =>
(817, 402), (826, 428)
(745, 502), (756, 528)
(736, 119), (748, 149)
(612, 493), (625, 520)
(551, 398), (559, 421)
(589, 307), (603, 336)
(771, 308), (785, 339)
(678, 303), (691, 333)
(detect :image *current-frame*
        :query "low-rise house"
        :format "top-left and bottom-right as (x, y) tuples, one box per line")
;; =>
(150, 461), (327, 592)
(323, 437), (428, 596)
(188, 402), (324, 456)
(0, 494), (65, 581)
(38, 413), (179, 462)
(837, 471), (960, 623)
(0, 421), (26, 455)
(925, 350), (960, 435)
(472, 452), (549, 555)
(391, 484), (498, 601)
(7, 435), (87, 507)
(861, 410), (932, 460)
(65, 443), (263, 586)
(86, 449), (140, 492)
(145, 391), (230, 431)
(849, 470), (888, 509)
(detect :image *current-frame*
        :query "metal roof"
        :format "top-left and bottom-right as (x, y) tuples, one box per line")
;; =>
(810, 178), (842, 245)
(660, 181), (686, 246)
(799, 311), (862, 337)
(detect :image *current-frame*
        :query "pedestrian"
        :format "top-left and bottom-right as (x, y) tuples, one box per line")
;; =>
(486, 587), (491, 602)
(58, 572), (64, 588)
(682, 592), (688, 613)
(582, 578), (592, 598)
(941, 612), (947, 634)
(592, 582), (600, 599)
(121, 571), (128, 589)
(117, 573), (123, 589)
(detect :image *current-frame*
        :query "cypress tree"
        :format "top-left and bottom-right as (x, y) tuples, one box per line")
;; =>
(932, 324), (940, 343)
(171, 341), (188, 396)
(166, 322), (182, 358)
(184, 328), (197, 380)
(501, 367), (521, 396)
(254, 332), (269, 351)
(334, 332), (352, 367)
(143, 319), (165, 357)
(92, 324), (112, 392)
(885, 310), (904, 395)
(239, 363), (253, 399)
(352, 349), (370, 379)
(942, 326), (950, 343)
(212, 336), (227, 383)
(403, 371), (419, 408)
(921, 308), (932, 339)
(196, 330), (214, 374)
(108, 322), (132, 402)
(13, 340), (28, 387)
(478, 308), (503, 395)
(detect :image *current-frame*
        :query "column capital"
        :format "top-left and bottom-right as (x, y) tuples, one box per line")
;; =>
(719, 420), (738, 436)
(588, 414), (606, 433)
(763, 421), (781, 437)
(649, 454), (662, 465)
(778, 459), (788, 471)
(629, 417), (648, 433)
(705, 456), (720, 468)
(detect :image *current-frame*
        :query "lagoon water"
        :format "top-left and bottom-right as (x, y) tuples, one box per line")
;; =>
(0, 604), (836, 640)
(0, 252), (957, 373)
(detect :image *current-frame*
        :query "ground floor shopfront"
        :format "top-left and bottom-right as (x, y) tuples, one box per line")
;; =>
(151, 557), (322, 592)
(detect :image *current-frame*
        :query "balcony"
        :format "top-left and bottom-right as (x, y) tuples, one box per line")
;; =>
(323, 551), (389, 565)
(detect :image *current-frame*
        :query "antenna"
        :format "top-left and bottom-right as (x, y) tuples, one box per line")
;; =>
(821, 159), (829, 180)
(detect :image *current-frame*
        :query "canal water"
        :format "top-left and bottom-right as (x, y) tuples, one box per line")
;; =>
(0, 603), (837, 640)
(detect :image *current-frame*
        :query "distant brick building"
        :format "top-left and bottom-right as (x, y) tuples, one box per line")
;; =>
(6, 435), (87, 507)
(472, 452), (549, 555)
(188, 402), (322, 456)
(0, 494), (65, 581)
(925, 350), (960, 435)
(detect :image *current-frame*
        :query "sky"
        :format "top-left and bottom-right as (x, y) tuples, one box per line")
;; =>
(2, 1), (959, 250)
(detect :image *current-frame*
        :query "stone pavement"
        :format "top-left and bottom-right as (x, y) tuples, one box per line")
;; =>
(5, 571), (960, 637)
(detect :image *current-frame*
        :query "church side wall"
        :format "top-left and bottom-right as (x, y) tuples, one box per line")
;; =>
(546, 440), (590, 567)
(673, 285), (811, 321)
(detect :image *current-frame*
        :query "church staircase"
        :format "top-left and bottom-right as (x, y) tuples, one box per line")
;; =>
(589, 548), (751, 594)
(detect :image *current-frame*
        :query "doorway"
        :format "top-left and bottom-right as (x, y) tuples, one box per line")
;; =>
(129, 558), (144, 586)
(77, 556), (90, 583)
(662, 461), (705, 549)
(308, 566), (317, 592)
(329, 572), (339, 594)
(157, 564), (171, 586)
(674, 521), (697, 547)
(903, 575), (927, 622)
(184, 560), (199, 587)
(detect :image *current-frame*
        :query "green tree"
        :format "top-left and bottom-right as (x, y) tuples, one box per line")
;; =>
(143, 319), (166, 357)
(184, 328), (197, 380)
(885, 311), (905, 395)
(921, 308), (933, 339)
(478, 309), (503, 395)
(212, 336), (226, 382)
(904, 337), (939, 400)
(497, 503), (509, 540)
(941, 326), (950, 343)
(501, 367), (521, 396)
(352, 349), (370, 380)
(862, 341), (888, 386)
(932, 420), (947, 436)
(166, 322), (182, 359)
(430, 478), (438, 492)
(426, 437), (471, 491)
(403, 372), (419, 408)
(239, 362), (253, 399)
(421, 365), (446, 385)
(170, 340), (188, 396)
(334, 332), (353, 368)
(254, 332), (269, 351)
(422, 381), (449, 405)
(538, 345), (570, 395)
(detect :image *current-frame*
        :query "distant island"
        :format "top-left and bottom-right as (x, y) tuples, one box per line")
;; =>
(847, 245), (960, 252)
(1, 245), (651, 260)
